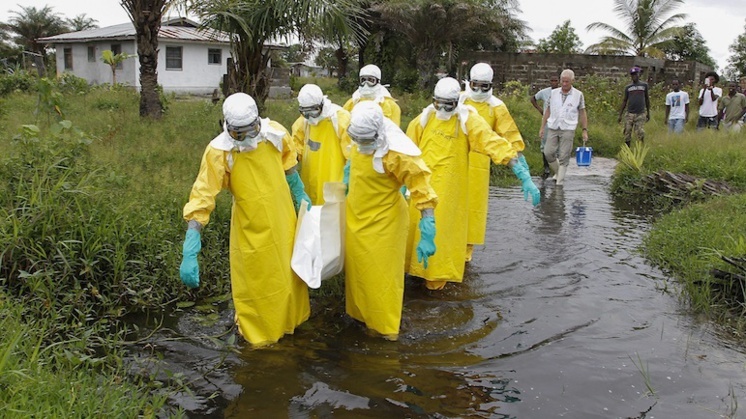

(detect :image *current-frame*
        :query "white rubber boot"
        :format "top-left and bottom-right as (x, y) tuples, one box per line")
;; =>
(556, 165), (568, 185)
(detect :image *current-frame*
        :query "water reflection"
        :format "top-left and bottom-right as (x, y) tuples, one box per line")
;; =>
(124, 159), (746, 418)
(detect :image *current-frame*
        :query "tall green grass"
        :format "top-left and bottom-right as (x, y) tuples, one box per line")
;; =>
(0, 293), (174, 418)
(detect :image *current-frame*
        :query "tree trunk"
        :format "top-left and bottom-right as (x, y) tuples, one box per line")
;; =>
(134, 9), (163, 119)
(122, 0), (167, 119)
(232, 39), (272, 114)
(334, 46), (348, 79)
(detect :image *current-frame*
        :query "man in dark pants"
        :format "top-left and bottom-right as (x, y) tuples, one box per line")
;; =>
(697, 71), (722, 130)
(618, 66), (650, 148)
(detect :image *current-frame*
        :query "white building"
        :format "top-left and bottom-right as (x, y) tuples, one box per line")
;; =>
(38, 18), (231, 95)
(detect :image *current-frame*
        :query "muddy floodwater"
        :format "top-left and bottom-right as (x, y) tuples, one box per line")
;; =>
(126, 157), (746, 418)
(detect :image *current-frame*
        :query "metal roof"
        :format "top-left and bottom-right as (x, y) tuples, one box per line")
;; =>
(38, 22), (231, 44)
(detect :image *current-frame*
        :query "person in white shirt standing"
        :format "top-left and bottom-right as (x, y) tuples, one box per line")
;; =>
(664, 79), (690, 133)
(539, 68), (589, 186)
(697, 71), (722, 130)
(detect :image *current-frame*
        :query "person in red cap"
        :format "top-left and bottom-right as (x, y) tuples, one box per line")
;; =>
(617, 66), (650, 148)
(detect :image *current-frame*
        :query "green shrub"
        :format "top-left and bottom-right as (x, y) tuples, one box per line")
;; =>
(0, 71), (37, 96)
(56, 72), (91, 95)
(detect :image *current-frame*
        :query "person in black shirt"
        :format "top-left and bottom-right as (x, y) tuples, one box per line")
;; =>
(618, 66), (650, 147)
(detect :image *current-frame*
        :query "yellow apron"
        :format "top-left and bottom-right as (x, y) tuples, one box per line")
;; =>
(462, 99), (525, 245)
(344, 147), (436, 337)
(405, 116), (470, 283)
(184, 140), (310, 346)
(291, 110), (351, 205)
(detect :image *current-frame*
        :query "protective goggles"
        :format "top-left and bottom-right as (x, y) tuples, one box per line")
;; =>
(432, 97), (458, 113)
(348, 130), (378, 146)
(359, 76), (379, 87)
(227, 118), (261, 141)
(299, 103), (323, 119)
(469, 81), (492, 92)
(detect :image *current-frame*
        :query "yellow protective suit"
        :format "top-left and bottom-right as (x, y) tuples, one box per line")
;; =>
(183, 122), (310, 346)
(343, 96), (402, 127)
(291, 109), (352, 205)
(461, 97), (525, 251)
(345, 148), (437, 338)
(405, 108), (516, 289)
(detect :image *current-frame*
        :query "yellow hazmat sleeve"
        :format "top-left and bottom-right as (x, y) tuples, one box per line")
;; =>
(384, 151), (438, 211)
(183, 145), (229, 227)
(466, 110), (517, 165)
(493, 103), (525, 152)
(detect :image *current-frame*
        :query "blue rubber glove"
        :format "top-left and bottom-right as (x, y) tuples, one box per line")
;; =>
(517, 153), (530, 172)
(512, 160), (541, 206)
(416, 216), (436, 268)
(179, 228), (201, 288)
(343, 160), (350, 196)
(286, 171), (312, 212)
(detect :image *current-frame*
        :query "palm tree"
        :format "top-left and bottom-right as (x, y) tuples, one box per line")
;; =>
(66, 14), (99, 32)
(585, 0), (687, 58)
(101, 49), (133, 85)
(180, 0), (365, 111)
(120, 0), (171, 119)
(306, 4), (367, 82)
(373, 0), (528, 88)
(1, 5), (68, 56)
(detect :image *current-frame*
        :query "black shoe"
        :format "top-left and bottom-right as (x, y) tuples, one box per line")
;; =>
(541, 167), (551, 180)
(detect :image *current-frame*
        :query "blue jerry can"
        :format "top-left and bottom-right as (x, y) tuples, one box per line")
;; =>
(576, 146), (592, 167)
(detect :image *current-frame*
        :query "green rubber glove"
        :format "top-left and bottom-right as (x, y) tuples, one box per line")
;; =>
(416, 216), (436, 268)
(179, 228), (201, 288)
(512, 160), (541, 206)
(286, 171), (312, 212)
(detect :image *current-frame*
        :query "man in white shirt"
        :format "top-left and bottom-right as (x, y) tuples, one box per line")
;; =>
(664, 79), (689, 133)
(539, 69), (589, 186)
(697, 71), (722, 130)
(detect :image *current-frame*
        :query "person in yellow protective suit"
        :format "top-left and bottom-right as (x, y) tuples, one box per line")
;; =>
(343, 64), (402, 126)
(344, 101), (438, 340)
(291, 84), (352, 205)
(179, 93), (311, 347)
(405, 77), (540, 291)
(459, 62), (529, 262)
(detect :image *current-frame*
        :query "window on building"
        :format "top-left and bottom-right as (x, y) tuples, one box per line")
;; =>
(110, 44), (123, 69)
(64, 48), (73, 70)
(166, 46), (183, 70)
(208, 48), (221, 65)
(87, 46), (95, 62)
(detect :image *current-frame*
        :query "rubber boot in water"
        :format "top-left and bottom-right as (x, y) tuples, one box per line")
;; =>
(549, 160), (559, 181)
(556, 164), (568, 185)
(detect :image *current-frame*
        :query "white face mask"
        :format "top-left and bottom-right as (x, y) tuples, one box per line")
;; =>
(231, 136), (258, 149)
(306, 115), (324, 126)
(357, 143), (377, 155)
(350, 130), (380, 155)
(468, 89), (492, 102)
(359, 84), (378, 98)
(435, 109), (456, 120)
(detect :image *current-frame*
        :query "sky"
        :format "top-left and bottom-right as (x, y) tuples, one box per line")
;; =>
(1, 0), (744, 71)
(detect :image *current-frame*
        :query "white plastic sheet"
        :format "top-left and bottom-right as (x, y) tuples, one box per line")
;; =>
(291, 182), (346, 288)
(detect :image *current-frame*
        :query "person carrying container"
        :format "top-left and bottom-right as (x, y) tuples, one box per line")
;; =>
(179, 92), (311, 347)
(343, 101), (438, 340)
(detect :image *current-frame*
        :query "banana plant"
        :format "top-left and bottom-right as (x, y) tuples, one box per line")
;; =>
(100, 49), (133, 86)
